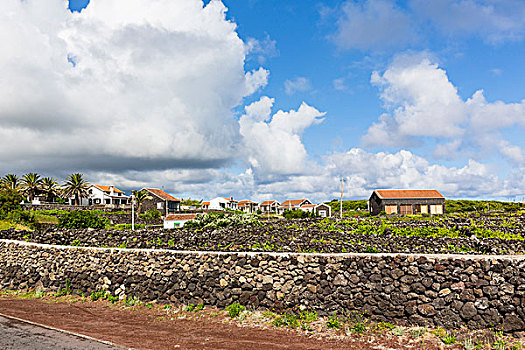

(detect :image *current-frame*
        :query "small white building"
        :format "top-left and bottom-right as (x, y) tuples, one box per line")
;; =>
(163, 214), (197, 229)
(208, 197), (238, 211)
(314, 203), (332, 217)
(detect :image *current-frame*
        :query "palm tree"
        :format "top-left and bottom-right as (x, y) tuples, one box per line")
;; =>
(1, 174), (20, 191)
(21, 172), (43, 202)
(63, 173), (90, 205)
(41, 177), (59, 202)
(132, 190), (152, 214)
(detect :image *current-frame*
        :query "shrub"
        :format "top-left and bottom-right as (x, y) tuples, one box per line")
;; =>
(0, 188), (23, 216)
(282, 209), (317, 219)
(139, 209), (162, 221)
(225, 302), (245, 318)
(185, 212), (260, 229)
(58, 210), (108, 229)
(326, 311), (340, 329)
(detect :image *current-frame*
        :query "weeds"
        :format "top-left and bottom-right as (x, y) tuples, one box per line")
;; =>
(326, 311), (340, 329)
(226, 302), (245, 318)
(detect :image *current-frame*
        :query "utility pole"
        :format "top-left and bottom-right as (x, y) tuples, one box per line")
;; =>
(131, 194), (135, 231)
(340, 177), (343, 219)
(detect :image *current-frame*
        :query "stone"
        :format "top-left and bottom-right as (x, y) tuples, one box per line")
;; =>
(219, 279), (228, 287)
(333, 274), (347, 286)
(460, 302), (477, 320)
(503, 314), (525, 332)
(417, 304), (436, 316)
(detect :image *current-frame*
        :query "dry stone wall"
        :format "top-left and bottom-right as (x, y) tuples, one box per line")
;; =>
(0, 239), (524, 332)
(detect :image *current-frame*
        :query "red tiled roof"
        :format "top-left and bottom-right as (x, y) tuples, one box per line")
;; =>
(202, 201), (210, 206)
(164, 214), (196, 221)
(93, 185), (124, 194)
(261, 200), (279, 206)
(281, 199), (309, 207)
(301, 204), (316, 208)
(374, 189), (444, 199)
(143, 188), (179, 202)
(223, 197), (238, 202)
(238, 200), (258, 205)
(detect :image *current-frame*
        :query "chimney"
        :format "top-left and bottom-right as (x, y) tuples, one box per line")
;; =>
(109, 186), (114, 195)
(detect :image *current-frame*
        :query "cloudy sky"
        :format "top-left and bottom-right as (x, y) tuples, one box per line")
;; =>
(1, 0), (524, 202)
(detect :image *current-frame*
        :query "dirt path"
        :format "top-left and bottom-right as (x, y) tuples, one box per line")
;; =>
(0, 295), (463, 350)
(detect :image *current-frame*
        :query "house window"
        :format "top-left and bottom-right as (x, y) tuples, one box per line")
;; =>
(399, 205), (413, 215)
(105, 199), (110, 204)
(430, 205), (443, 214)
(157, 202), (164, 209)
(415, 205), (428, 214)
(385, 205), (397, 214)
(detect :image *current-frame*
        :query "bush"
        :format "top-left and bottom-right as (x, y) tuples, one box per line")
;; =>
(58, 210), (108, 229)
(225, 302), (245, 318)
(282, 209), (316, 219)
(139, 209), (162, 221)
(185, 212), (260, 229)
(0, 188), (23, 217)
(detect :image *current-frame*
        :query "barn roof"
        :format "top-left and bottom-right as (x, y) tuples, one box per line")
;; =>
(374, 189), (444, 199)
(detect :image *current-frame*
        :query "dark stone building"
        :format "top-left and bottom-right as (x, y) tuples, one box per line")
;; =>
(369, 189), (445, 216)
(141, 188), (180, 215)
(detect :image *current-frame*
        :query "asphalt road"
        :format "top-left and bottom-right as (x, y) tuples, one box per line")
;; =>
(0, 314), (123, 350)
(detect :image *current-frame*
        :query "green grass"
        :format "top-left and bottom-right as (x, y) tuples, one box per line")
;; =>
(0, 220), (31, 230)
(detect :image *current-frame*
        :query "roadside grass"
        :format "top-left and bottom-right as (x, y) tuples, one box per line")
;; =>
(1, 289), (524, 349)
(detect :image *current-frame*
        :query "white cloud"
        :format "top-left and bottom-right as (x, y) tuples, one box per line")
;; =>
(0, 0), (267, 174)
(284, 77), (312, 95)
(332, 0), (416, 51)
(330, 0), (525, 51)
(410, 0), (525, 43)
(363, 54), (525, 165)
(245, 34), (279, 64)
(333, 78), (348, 91)
(239, 97), (325, 179)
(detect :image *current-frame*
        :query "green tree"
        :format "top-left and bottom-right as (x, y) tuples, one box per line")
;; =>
(62, 173), (90, 205)
(41, 177), (59, 202)
(0, 188), (23, 216)
(132, 190), (152, 214)
(21, 172), (42, 202)
(1, 174), (20, 191)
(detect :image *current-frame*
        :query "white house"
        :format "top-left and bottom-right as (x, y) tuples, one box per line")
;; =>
(260, 200), (280, 214)
(163, 214), (197, 229)
(237, 200), (258, 213)
(208, 197), (238, 211)
(69, 185), (129, 207)
(277, 199), (312, 214)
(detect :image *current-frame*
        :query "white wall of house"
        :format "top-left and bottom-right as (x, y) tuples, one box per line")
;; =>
(209, 197), (238, 210)
(163, 219), (191, 228)
(68, 185), (129, 206)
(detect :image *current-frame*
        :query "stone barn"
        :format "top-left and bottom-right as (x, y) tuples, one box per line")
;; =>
(369, 189), (445, 216)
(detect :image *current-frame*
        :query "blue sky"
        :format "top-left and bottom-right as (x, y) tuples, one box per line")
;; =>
(1, 0), (524, 201)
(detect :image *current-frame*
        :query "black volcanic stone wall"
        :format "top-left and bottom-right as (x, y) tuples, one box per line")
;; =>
(1, 240), (524, 332)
